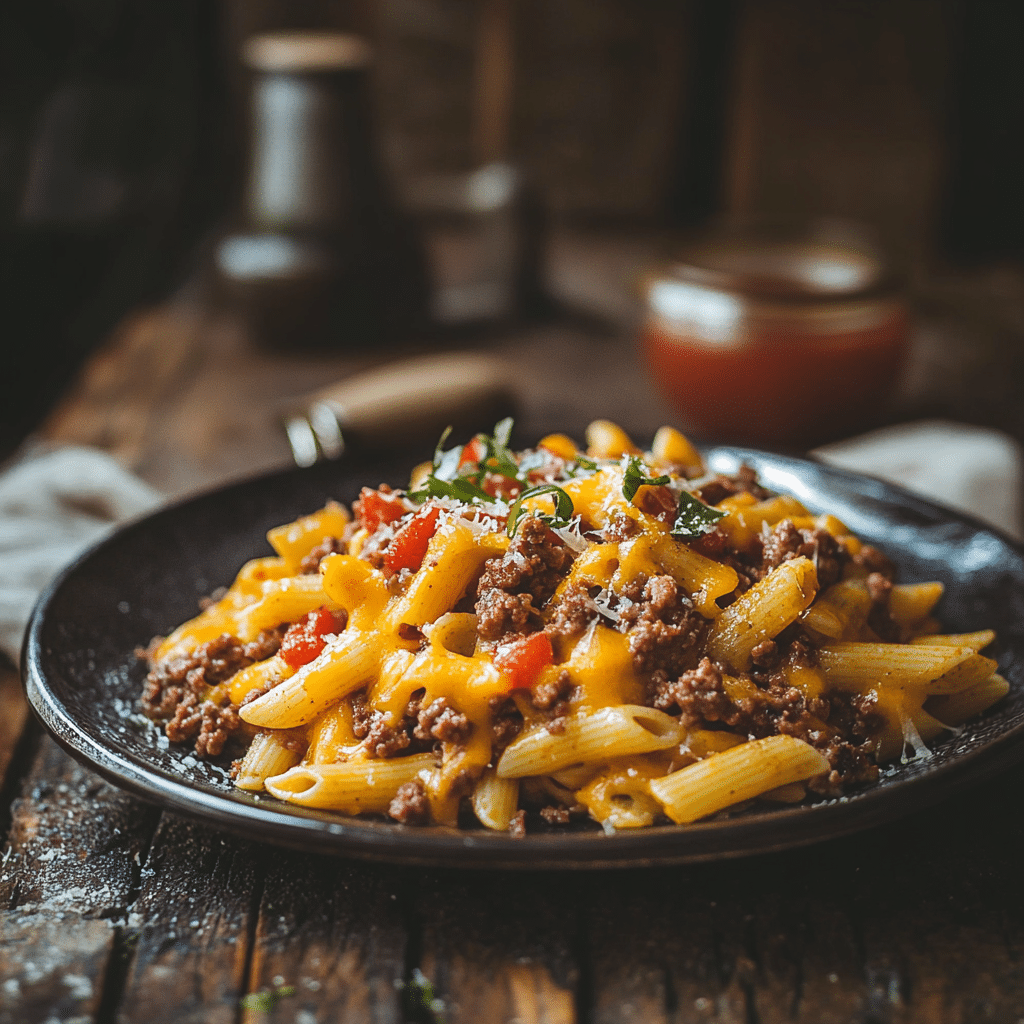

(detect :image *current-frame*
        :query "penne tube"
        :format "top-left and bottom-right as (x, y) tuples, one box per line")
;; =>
(715, 496), (810, 549)
(304, 699), (362, 764)
(649, 735), (829, 824)
(267, 501), (351, 573)
(926, 673), (1010, 726)
(496, 706), (681, 779)
(909, 630), (995, 651)
(585, 419), (640, 458)
(471, 769), (521, 831)
(800, 580), (871, 640)
(234, 575), (330, 641)
(575, 763), (662, 829)
(319, 554), (389, 629)
(817, 642), (983, 694)
(239, 632), (379, 728)
(537, 433), (579, 459)
(233, 730), (303, 791)
(265, 753), (437, 812)
(708, 557), (818, 672)
(228, 654), (291, 705)
(649, 532), (739, 618)
(650, 425), (704, 475)
(384, 521), (505, 629)
(888, 582), (944, 628)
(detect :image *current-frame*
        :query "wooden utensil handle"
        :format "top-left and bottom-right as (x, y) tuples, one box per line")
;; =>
(307, 351), (515, 452)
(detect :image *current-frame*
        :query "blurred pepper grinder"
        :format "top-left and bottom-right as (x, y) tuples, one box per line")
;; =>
(215, 32), (429, 349)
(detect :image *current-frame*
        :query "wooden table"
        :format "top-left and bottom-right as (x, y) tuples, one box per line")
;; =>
(4, 236), (1024, 1023)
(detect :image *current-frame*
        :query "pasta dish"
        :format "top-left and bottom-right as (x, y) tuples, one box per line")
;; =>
(141, 420), (1006, 834)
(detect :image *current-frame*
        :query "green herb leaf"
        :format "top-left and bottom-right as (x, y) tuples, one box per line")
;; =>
(408, 474), (492, 504)
(621, 455), (670, 503)
(402, 968), (446, 1023)
(506, 484), (575, 537)
(240, 985), (296, 1012)
(671, 490), (727, 538)
(492, 416), (514, 449)
(569, 454), (598, 474)
(431, 426), (454, 470)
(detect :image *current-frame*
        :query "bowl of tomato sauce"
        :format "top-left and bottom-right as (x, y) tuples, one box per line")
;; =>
(639, 234), (909, 447)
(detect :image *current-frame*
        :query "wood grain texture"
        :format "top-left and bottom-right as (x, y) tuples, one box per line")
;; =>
(245, 855), (407, 1024)
(417, 870), (579, 1024)
(117, 814), (259, 1024)
(0, 913), (114, 1024)
(0, 737), (157, 916)
(0, 667), (29, 788)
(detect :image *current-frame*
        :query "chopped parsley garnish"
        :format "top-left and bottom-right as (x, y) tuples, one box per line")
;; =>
(506, 484), (575, 537)
(671, 490), (727, 539)
(621, 454), (724, 539)
(621, 455), (670, 502)
(408, 418), (520, 505)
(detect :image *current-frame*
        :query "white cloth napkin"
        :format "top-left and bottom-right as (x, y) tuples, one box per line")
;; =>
(813, 420), (1022, 542)
(0, 446), (162, 664)
(0, 422), (1019, 667)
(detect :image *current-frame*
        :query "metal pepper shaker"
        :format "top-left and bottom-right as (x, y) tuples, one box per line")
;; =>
(215, 32), (428, 349)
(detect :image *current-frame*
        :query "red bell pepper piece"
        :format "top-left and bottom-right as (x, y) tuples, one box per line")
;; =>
(458, 436), (486, 469)
(280, 606), (346, 669)
(355, 487), (407, 534)
(493, 632), (554, 690)
(384, 505), (442, 574)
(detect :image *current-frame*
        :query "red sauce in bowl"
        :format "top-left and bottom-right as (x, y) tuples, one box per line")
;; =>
(639, 238), (910, 446)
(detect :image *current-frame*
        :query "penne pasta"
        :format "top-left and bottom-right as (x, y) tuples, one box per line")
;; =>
(496, 706), (681, 779)
(233, 730), (303, 791)
(649, 736), (829, 824)
(265, 754), (437, 812)
(139, 418), (1006, 834)
(472, 769), (521, 831)
(239, 632), (379, 728)
(708, 557), (818, 672)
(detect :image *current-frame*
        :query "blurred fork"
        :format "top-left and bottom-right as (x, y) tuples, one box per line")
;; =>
(281, 351), (516, 467)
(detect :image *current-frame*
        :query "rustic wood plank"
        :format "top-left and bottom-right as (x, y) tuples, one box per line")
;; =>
(0, 737), (159, 1024)
(245, 855), (407, 1024)
(0, 912), (114, 1024)
(0, 736), (158, 916)
(117, 813), (260, 1024)
(416, 869), (578, 1024)
(587, 864), (754, 1024)
(0, 666), (29, 794)
(856, 765), (1024, 1024)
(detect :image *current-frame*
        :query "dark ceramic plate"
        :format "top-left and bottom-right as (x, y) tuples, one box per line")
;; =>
(23, 449), (1024, 869)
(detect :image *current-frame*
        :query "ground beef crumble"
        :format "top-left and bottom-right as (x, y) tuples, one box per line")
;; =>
(488, 694), (523, 754)
(649, 655), (881, 795)
(757, 519), (848, 589)
(142, 627), (286, 757)
(616, 573), (706, 676)
(299, 536), (346, 573)
(413, 697), (472, 745)
(388, 780), (430, 824)
(475, 515), (574, 641)
(531, 668), (576, 733)
(543, 582), (599, 638)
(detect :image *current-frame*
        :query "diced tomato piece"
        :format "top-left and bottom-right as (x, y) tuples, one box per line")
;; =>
(458, 436), (486, 469)
(355, 487), (407, 534)
(481, 473), (522, 500)
(636, 484), (677, 524)
(493, 632), (554, 690)
(280, 606), (346, 669)
(384, 506), (442, 574)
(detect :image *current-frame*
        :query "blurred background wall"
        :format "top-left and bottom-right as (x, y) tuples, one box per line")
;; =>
(2, 0), (1023, 455)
